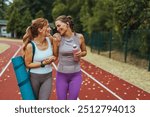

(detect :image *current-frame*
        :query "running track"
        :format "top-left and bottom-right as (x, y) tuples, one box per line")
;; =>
(0, 40), (150, 100)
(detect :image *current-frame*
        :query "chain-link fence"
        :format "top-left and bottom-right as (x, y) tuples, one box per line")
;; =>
(84, 30), (150, 71)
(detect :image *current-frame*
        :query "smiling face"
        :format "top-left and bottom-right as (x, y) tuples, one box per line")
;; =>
(31, 18), (50, 38)
(38, 21), (52, 37)
(42, 24), (52, 37)
(55, 20), (68, 36)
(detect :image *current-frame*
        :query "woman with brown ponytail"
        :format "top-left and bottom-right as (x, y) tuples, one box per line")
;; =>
(22, 18), (56, 100)
(53, 15), (87, 100)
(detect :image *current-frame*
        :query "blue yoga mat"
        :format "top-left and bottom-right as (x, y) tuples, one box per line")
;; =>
(11, 56), (35, 100)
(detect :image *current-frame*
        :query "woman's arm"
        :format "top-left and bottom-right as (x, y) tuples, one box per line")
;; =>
(24, 43), (41, 68)
(53, 33), (61, 58)
(75, 34), (87, 58)
(80, 34), (87, 57)
(25, 43), (56, 68)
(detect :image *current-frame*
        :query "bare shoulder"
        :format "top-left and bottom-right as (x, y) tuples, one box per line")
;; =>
(53, 33), (61, 42)
(76, 33), (85, 43)
(76, 33), (84, 38)
(26, 43), (33, 51)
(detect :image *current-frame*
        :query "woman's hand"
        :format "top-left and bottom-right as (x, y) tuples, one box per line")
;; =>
(75, 50), (87, 58)
(53, 33), (61, 42)
(42, 56), (56, 65)
(74, 50), (81, 61)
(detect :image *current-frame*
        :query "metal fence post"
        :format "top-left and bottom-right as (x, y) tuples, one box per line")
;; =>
(109, 31), (112, 58)
(124, 29), (129, 63)
(148, 52), (150, 71)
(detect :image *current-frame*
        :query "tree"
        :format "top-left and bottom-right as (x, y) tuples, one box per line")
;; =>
(35, 10), (44, 18)
(20, 0), (54, 20)
(0, 0), (9, 19)
(21, 8), (32, 36)
(113, 0), (150, 57)
(52, 0), (83, 32)
(7, 8), (22, 38)
(52, 0), (67, 19)
(80, 0), (113, 34)
(5, 0), (55, 38)
(114, 0), (150, 30)
(6, 0), (24, 38)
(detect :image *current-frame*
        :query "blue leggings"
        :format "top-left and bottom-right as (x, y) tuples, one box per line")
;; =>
(56, 71), (82, 100)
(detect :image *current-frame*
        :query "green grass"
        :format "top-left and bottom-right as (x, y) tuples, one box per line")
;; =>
(0, 37), (22, 53)
(0, 43), (10, 53)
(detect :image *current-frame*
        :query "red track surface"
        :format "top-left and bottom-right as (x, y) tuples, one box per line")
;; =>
(0, 40), (150, 100)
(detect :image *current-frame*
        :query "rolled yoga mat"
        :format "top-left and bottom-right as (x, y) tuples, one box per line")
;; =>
(11, 56), (35, 100)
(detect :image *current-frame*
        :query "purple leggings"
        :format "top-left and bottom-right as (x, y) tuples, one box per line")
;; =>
(56, 71), (82, 100)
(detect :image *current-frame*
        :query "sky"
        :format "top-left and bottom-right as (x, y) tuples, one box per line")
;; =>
(5, 0), (13, 5)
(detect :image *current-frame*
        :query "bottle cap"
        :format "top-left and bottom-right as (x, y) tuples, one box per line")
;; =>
(73, 44), (77, 48)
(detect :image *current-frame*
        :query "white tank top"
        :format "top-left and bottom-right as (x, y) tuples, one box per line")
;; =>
(30, 37), (53, 74)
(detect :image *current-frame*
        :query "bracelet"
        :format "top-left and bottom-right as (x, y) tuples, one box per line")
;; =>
(41, 61), (45, 67)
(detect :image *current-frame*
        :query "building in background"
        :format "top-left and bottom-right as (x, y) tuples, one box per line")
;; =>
(0, 20), (11, 37)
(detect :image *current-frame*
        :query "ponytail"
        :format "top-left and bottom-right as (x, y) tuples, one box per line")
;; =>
(22, 18), (48, 54)
(22, 26), (33, 52)
(67, 16), (74, 32)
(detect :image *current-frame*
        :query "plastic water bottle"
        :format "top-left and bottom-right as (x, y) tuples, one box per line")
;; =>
(73, 44), (80, 61)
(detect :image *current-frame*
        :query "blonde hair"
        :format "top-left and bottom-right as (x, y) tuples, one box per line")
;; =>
(22, 18), (48, 52)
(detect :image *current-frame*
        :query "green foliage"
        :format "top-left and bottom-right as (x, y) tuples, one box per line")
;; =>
(79, 0), (92, 34)
(79, 0), (114, 34)
(35, 10), (44, 18)
(6, 0), (25, 37)
(0, 0), (8, 19)
(5, 0), (54, 38)
(1, 0), (150, 59)
(52, 0), (83, 32)
(7, 8), (21, 32)
(21, 9), (32, 36)
(114, 0), (150, 30)
(52, 0), (67, 19)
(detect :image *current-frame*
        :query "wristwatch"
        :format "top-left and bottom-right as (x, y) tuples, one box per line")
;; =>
(41, 61), (45, 67)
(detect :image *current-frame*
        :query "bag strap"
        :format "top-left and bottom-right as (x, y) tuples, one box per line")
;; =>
(18, 77), (30, 87)
(30, 41), (35, 61)
(17, 42), (35, 88)
(28, 41), (35, 72)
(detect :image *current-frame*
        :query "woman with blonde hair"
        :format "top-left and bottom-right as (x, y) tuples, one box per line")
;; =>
(23, 18), (56, 100)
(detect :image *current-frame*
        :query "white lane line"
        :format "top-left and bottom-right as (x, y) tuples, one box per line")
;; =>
(52, 62), (123, 100)
(0, 46), (22, 78)
(52, 62), (57, 70)
(81, 69), (123, 100)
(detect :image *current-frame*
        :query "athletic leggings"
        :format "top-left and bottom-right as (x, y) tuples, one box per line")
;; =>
(56, 71), (82, 100)
(30, 72), (52, 100)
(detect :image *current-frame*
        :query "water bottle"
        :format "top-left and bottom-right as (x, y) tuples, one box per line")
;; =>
(73, 44), (80, 61)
